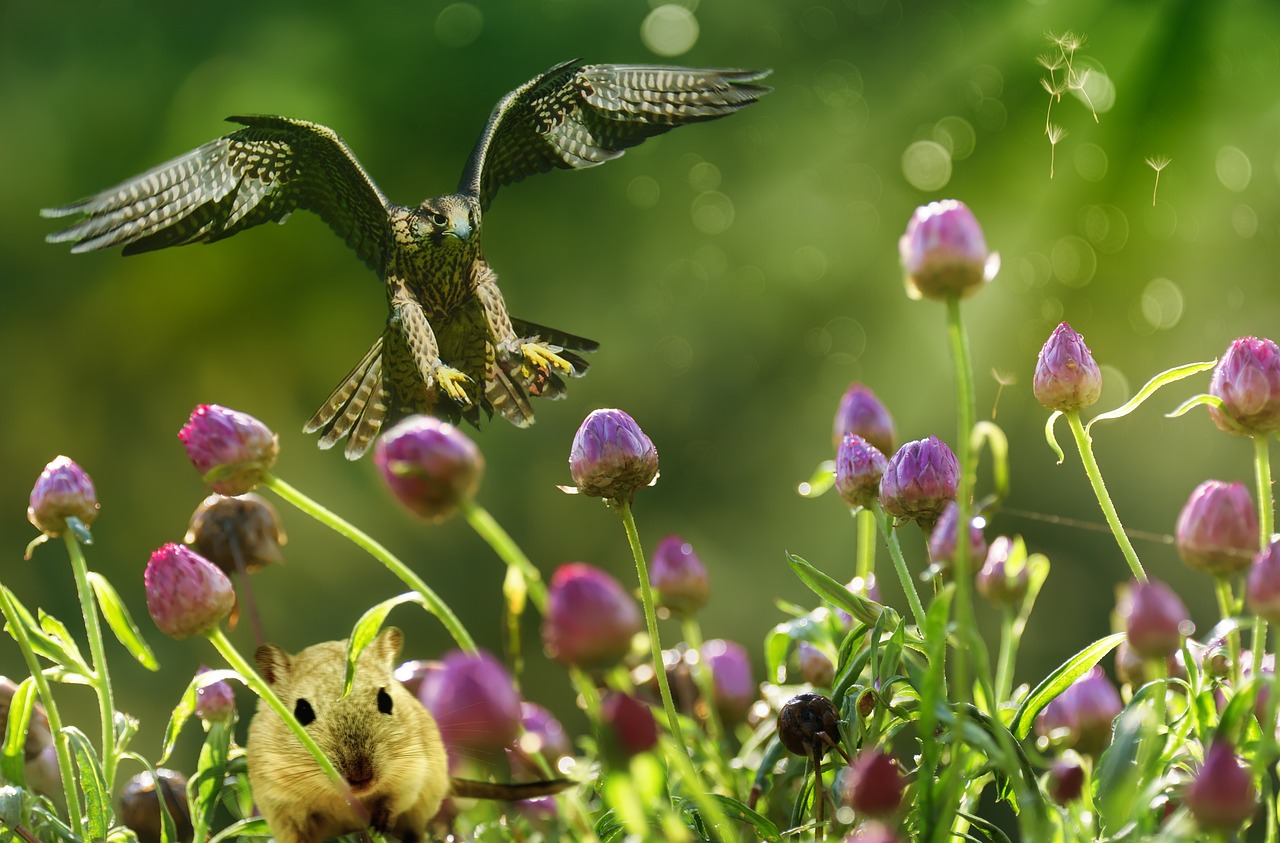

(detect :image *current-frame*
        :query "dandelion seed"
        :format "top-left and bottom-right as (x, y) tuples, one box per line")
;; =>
(1036, 53), (1064, 73)
(1069, 69), (1100, 123)
(991, 368), (1016, 419)
(1146, 155), (1171, 206)
(1047, 124), (1067, 178)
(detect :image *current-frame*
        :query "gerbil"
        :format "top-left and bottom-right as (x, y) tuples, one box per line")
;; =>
(247, 627), (449, 843)
(247, 628), (575, 843)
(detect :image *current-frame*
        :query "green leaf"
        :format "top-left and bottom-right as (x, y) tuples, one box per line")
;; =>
(1043, 411), (1065, 465)
(798, 461), (836, 499)
(0, 677), (35, 786)
(1167, 392), (1233, 423)
(1093, 704), (1149, 836)
(161, 669), (240, 764)
(1012, 632), (1126, 739)
(37, 612), (89, 676)
(190, 719), (233, 841)
(344, 593), (425, 698)
(65, 728), (109, 841)
(208, 817), (274, 842)
(1, 591), (87, 675)
(786, 553), (884, 626)
(87, 572), (158, 671)
(703, 795), (781, 842)
(1086, 359), (1217, 433)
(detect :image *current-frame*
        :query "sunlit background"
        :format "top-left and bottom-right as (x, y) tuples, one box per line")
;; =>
(3, 0), (1280, 779)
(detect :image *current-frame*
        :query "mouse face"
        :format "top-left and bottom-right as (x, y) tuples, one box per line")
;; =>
(246, 627), (449, 843)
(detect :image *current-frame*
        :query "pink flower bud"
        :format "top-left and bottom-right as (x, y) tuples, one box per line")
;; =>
(1186, 740), (1257, 831)
(1116, 579), (1190, 660)
(178, 405), (278, 495)
(1209, 336), (1280, 436)
(1176, 480), (1259, 576)
(927, 500), (987, 574)
(567, 409), (659, 502)
(976, 536), (1029, 607)
(375, 415), (483, 522)
(28, 455), (99, 538)
(193, 666), (236, 723)
(899, 199), (995, 301)
(878, 436), (959, 530)
(600, 692), (657, 759)
(144, 543), (234, 640)
(797, 641), (835, 688)
(649, 535), (710, 616)
(702, 639), (756, 724)
(836, 434), (888, 510)
(840, 749), (905, 817)
(419, 649), (521, 757)
(1033, 322), (1103, 412)
(1248, 540), (1280, 623)
(542, 563), (642, 669)
(832, 384), (896, 456)
(1047, 759), (1084, 804)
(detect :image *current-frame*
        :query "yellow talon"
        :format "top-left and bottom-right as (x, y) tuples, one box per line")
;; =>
(520, 342), (573, 374)
(434, 366), (473, 405)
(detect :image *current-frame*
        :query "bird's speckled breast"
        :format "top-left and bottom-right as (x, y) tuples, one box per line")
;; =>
(387, 208), (480, 317)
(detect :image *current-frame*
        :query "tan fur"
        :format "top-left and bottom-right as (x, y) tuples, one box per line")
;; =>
(246, 628), (449, 843)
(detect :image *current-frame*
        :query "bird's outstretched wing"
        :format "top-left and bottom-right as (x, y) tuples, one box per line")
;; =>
(458, 61), (770, 210)
(43, 116), (391, 271)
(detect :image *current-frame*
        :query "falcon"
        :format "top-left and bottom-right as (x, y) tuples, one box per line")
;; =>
(43, 60), (770, 458)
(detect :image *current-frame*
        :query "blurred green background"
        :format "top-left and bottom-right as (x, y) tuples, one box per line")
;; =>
(3, 0), (1280, 782)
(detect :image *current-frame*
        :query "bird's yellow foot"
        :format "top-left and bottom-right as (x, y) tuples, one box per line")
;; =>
(433, 365), (474, 405)
(520, 342), (574, 376)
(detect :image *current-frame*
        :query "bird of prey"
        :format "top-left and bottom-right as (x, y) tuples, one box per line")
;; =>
(43, 60), (770, 458)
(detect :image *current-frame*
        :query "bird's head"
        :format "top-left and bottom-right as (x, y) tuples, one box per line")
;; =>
(416, 195), (478, 245)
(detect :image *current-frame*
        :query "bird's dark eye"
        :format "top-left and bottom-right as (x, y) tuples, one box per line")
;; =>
(429, 212), (448, 227)
(377, 688), (393, 715)
(294, 698), (316, 726)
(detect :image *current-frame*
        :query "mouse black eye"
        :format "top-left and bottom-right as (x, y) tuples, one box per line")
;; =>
(377, 688), (393, 715)
(429, 212), (448, 228)
(294, 698), (315, 726)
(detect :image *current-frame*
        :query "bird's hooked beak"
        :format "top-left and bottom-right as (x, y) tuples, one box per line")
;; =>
(446, 209), (472, 242)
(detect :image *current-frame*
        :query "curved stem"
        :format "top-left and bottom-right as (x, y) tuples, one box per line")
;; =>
(855, 508), (876, 582)
(64, 533), (116, 789)
(1255, 435), (1274, 543)
(995, 608), (1017, 703)
(1065, 411), (1147, 582)
(264, 474), (476, 653)
(0, 585), (82, 831)
(460, 498), (547, 615)
(872, 504), (927, 629)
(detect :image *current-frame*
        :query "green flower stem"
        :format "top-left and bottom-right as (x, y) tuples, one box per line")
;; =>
(945, 295), (978, 707)
(264, 474), (476, 654)
(459, 497), (548, 615)
(0, 585), (83, 832)
(1215, 578), (1242, 688)
(568, 667), (602, 724)
(1256, 435), (1274, 543)
(680, 615), (724, 747)
(618, 501), (691, 763)
(855, 508), (876, 582)
(205, 627), (351, 801)
(64, 532), (117, 789)
(659, 734), (739, 843)
(995, 607), (1017, 703)
(872, 504), (927, 629)
(1065, 411), (1147, 582)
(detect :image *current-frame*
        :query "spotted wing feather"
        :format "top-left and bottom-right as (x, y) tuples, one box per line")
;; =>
(43, 116), (391, 272)
(458, 61), (771, 210)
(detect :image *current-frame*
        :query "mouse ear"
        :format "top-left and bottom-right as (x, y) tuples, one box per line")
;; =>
(373, 626), (405, 664)
(255, 643), (291, 685)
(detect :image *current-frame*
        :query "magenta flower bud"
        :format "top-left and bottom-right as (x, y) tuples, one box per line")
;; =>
(1034, 695), (1075, 748)
(879, 436), (959, 530)
(1033, 322), (1103, 412)
(1176, 480), (1260, 576)
(1116, 579), (1189, 660)
(419, 649), (521, 757)
(702, 638), (756, 724)
(1248, 541), (1280, 623)
(845, 823), (902, 843)
(899, 199), (995, 301)
(927, 500), (987, 573)
(178, 404), (278, 495)
(374, 415), (483, 522)
(649, 535), (710, 616)
(567, 408), (659, 502)
(976, 536), (1029, 607)
(184, 493), (286, 576)
(1047, 759), (1084, 805)
(1186, 740), (1257, 831)
(600, 691), (658, 759)
(393, 658), (443, 702)
(508, 702), (572, 779)
(1209, 336), (1280, 436)
(832, 384), (896, 456)
(28, 455), (99, 538)
(193, 666), (236, 722)
(797, 642), (835, 687)
(542, 563), (642, 669)
(836, 434), (889, 510)
(118, 769), (194, 843)
(840, 748), (905, 818)
(1061, 667), (1123, 757)
(144, 543), (234, 640)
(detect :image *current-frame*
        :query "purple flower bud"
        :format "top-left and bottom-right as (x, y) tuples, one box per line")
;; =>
(649, 535), (710, 616)
(1209, 336), (1280, 436)
(374, 415), (483, 522)
(1176, 480), (1260, 576)
(832, 384), (896, 456)
(1060, 667), (1123, 757)
(845, 823), (902, 843)
(508, 702), (573, 780)
(836, 434), (889, 510)
(393, 658), (442, 702)
(184, 493), (286, 576)
(927, 500), (987, 574)
(542, 563), (642, 669)
(796, 641), (835, 688)
(118, 769), (194, 843)
(1047, 759), (1084, 805)
(976, 536), (1029, 607)
(702, 639), (756, 724)
(567, 409), (659, 502)
(144, 543), (234, 640)
(419, 649), (521, 757)
(1116, 579), (1189, 660)
(28, 455), (99, 538)
(840, 748), (905, 818)
(899, 199), (995, 301)
(193, 666), (236, 723)
(178, 405), (278, 495)
(1033, 322), (1103, 412)
(1186, 740), (1257, 831)
(1248, 541), (1280, 623)
(600, 691), (658, 759)
(879, 436), (960, 530)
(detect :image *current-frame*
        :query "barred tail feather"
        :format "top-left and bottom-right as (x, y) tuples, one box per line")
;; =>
(485, 366), (535, 427)
(304, 335), (389, 459)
